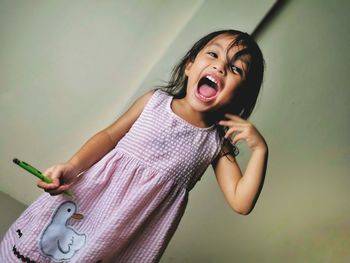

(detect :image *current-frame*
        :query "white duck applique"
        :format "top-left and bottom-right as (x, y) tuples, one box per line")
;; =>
(39, 201), (86, 261)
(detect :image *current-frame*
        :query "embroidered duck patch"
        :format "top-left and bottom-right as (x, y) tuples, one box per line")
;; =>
(39, 201), (86, 261)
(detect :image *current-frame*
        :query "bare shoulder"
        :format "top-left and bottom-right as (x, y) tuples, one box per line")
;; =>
(131, 89), (156, 111)
(212, 141), (238, 168)
(103, 90), (155, 144)
(117, 89), (155, 118)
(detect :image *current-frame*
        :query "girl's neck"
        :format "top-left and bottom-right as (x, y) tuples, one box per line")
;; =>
(171, 98), (219, 128)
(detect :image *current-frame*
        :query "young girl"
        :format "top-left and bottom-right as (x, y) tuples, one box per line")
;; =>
(1, 29), (268, 262)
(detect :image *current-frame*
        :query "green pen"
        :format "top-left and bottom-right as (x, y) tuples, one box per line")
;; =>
(13, 158), (74, 197)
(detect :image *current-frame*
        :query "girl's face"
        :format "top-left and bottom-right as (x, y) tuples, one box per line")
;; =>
(184, 34), (249, 113)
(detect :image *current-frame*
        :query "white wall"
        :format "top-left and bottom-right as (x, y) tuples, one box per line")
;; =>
(0, 0), (205, 203)
(248, 0), (350, 261)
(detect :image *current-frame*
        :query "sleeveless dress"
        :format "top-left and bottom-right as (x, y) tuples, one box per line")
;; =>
(0, 90), (221, 263)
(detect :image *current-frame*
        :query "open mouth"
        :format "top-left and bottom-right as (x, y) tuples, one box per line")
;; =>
(195, 75), (220, 102)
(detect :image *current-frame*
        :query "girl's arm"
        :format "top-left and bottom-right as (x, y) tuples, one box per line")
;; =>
(212, 114), (268, 215)
(68, 90), (155, 174)
(37, 90), (154, 194)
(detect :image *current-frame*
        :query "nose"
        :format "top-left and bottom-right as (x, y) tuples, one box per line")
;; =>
(212, 61), (225, 75)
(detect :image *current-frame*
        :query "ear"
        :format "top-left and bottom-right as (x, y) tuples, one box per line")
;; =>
(184, 59), (193, 76)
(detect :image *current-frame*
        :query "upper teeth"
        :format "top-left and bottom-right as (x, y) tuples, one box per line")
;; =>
(206, 75), (218, 85)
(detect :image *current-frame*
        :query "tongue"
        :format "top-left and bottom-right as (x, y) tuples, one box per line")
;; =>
(198, 84), (217, 98)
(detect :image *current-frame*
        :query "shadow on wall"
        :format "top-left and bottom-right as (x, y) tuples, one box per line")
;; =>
(0, 191), (27, 239)
(252, 0), (290, 39)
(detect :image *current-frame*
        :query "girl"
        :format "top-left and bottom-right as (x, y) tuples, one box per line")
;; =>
(1, 29), (268, 262)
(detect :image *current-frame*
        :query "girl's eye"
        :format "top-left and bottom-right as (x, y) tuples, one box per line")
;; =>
(230, 65), (242, 76)
(207, 51), (217, 58)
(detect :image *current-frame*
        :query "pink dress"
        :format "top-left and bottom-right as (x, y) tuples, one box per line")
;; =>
(0, 90), (221, 262)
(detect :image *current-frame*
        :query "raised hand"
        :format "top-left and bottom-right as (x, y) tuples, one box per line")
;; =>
(219, 113), (267, 153)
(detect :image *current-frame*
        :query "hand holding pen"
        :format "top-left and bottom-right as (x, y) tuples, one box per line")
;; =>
(13, 158), (77, 197)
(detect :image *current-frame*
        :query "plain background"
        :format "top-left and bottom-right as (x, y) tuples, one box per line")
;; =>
(1, 1), (349, 262)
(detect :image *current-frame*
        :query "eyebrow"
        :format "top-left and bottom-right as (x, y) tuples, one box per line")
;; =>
(208, 42), (248, 64)
(209, 42), (224, 51)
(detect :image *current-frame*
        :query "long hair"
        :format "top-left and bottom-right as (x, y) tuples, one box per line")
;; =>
(158, 29), (265, 158)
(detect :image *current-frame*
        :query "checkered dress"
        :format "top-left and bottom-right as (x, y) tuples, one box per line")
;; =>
(0, 89), (221, 263)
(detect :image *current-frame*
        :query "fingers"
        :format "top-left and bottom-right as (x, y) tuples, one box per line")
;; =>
(36, 166), (61, 192)
(44, 184), (72, 196)
(36, 163), (76, 196)
(219, 114), (247, 127)
(218, 119), (245, 140)
(37, 176), (60, 190)
(223, 125), (245, 139)
(223, 113), (245, 123)
(230, 132), (246, 145)
(219, 114), (267, 151)
(38, 177), (71, 196)
(219, 119), (244, 127)
(219, 114), (250, 144)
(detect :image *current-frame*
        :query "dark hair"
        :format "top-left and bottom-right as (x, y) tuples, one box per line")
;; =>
(158, 29), (265, 158)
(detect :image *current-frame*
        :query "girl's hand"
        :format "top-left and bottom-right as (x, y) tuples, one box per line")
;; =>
(37, 163), (79, 196)
(218, 113), (268, 153)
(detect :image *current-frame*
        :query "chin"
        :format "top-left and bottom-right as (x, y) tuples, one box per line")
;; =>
(187, 90), (216, 113)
